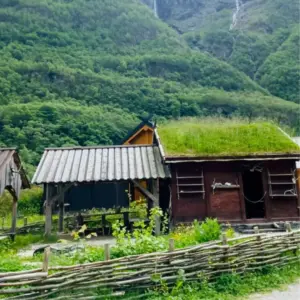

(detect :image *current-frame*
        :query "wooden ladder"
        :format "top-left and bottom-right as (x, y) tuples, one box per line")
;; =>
(268, 169), (298, 197)
(176, 168), (205, 200)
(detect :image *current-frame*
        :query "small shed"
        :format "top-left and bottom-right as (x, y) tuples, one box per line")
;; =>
(156, 120), (300, 224)
(0, 148), (30, 233)
(31, 145), (170, 235)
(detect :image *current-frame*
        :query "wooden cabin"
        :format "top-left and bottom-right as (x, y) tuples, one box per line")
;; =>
(155, 120), (300, 224)
(292, 137), (300, 191)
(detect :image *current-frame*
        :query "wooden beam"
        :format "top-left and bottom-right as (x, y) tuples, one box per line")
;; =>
(58, 186), (64, 233)
(49, 184), (73, 204)
(44, 184), (53, 237)
(152, 179), (160, 236)
(7, 187), (18, 235)
(131, 180), (158, 203)
(45, 183), (72, 235)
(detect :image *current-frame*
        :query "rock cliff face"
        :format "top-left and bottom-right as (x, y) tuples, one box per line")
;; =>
(142, 0), (298, 33)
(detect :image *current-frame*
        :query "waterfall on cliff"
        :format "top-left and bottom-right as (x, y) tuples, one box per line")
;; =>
(153, 0), (158, 17)
(230, 0), (242, 30)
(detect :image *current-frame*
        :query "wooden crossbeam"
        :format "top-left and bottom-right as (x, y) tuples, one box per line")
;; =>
(49, 184), (73, 203)
(131, 180), (158, 203)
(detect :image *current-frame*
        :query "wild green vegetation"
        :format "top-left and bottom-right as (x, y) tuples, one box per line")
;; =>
(0, 214), (224, 271)
(146, 263), (300, 299)
(156, 0), (300, 103)
(158, 118), (300, 157)
(0, 187), (43, 230)
(256, 28), (300, 102)
(0, 0), (299, 175)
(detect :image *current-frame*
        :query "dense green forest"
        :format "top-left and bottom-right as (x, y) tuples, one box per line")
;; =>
(152, 0), (300, 103)
(0, 0), (299, 177)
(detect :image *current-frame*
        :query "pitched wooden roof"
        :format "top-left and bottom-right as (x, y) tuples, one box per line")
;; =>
(0, 148), (30, 197)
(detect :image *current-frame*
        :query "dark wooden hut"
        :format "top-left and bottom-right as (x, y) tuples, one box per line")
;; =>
(31, 144), (170, 235)
(156, 120), (300, 225)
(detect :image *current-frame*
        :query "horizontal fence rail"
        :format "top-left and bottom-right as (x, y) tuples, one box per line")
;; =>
(0, 230), (299, 299)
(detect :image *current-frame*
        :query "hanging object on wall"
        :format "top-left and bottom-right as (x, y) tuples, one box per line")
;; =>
(211, 179), (240, 194)
(242, 163), (263, 172)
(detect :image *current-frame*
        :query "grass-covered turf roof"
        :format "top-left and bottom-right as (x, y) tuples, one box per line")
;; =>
(157, 119), (300, 157)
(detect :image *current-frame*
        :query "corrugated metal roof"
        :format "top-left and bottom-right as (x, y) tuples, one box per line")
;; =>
(0, 148), (30, 197)
(32, 145), (170, 184)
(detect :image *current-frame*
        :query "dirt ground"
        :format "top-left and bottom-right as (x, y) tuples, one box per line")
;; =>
(248, 280), (300, 300)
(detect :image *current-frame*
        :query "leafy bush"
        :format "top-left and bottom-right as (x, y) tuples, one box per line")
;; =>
(171, 224), (198, 249)
(18, 187), (43, 216)
(225, 225), (235, 239)
(112, 207), (167, 257)
(0, 190), (12, 217)
(193, 219), (221, 243)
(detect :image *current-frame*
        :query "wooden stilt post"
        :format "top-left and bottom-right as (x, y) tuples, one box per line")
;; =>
(58, 185), (64, 233)
(152, 179), (160, 236)
(45, 184), (53, 237)
(11, 196), (18, 236)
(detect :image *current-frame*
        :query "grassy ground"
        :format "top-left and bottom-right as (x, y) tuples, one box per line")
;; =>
(145, 263), (300, 299)
(0, 214), (45, 230)
(158, 118), (299, 157)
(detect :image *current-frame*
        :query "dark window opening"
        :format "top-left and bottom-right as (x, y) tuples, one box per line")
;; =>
(242, 171), (265, 219)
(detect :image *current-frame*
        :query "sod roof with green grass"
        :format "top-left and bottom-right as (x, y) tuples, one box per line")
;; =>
(157, 119), (300, 158)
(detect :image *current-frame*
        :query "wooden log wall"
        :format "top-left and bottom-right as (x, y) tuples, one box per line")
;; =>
(0, 230), (299, 299)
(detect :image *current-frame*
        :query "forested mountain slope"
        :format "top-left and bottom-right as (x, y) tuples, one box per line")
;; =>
(148, 0), (300, 103)
(0, 0), (299, 175)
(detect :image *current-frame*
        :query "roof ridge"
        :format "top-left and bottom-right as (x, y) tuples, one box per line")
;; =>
(45, 144), (156, 150)
(0, 147), (17, 151)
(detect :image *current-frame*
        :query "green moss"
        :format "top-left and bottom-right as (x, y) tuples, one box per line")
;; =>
(158, 118), (300, 157)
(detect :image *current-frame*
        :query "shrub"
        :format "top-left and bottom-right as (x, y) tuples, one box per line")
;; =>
(0, 190), (12, 217)
(171, 224), (198, 249)
(193, 218), (221, 243)
(18, 186), (43, 215)
(112, 207), (168, 257)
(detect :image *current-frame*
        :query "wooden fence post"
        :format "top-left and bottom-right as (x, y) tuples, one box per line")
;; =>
(221, 233), (229, 264)
(221, 233), (227, 245)
(11, 198), (18, 235)
(104, 243), (110, 261)
(285, 222), (292, 233)
(23, 217), (28, 227)
(254, 226), (260, 237)
(42, 247), (51, 273)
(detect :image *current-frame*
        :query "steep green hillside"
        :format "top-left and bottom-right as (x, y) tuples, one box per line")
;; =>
(152, 0), (299, 102)
(0, 0), (299, 173)
(0, 102), (137, 176)
(256, 29), (300, 102)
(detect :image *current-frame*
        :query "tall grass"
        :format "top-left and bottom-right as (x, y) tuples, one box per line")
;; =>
(158, 117), (299, 156)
